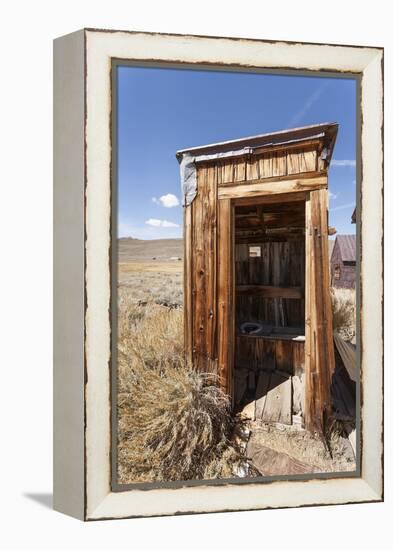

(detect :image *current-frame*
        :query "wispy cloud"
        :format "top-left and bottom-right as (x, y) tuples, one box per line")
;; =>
(329, 191), (339, 200)
(330, 202), (356, 212)
(331, 160), (356, 167)
(152, 193), (180, 208)
(288, 83), (327, 127)
(145, 218), (179, 228)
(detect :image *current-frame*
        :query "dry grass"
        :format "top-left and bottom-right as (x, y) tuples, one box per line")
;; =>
(119, 260), (183, 274)
(117, 297), (241, 484)
(118, 261), (183, 308)
(331, 287), (356, 342)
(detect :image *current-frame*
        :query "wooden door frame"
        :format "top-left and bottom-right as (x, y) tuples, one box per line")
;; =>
(217, 188), (333, 434)
(217, 198), (235, 401)
(223, 192), (308, 406)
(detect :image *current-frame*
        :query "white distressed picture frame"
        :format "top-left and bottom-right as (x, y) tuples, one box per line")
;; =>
(53, 29), (383, 521)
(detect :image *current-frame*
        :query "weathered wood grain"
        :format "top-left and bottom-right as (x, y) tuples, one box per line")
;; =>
(236, 285), (303, 299)
(205, 165), (218, 363)
(188, 165), (219, 375)
(183, 204), (193, 365)
(334, 333), (356, 382)
(218, 175), (327, 200)
(304, 189), (334, 433)
(262, 371), (291, 423)
(275, 340), (293, 375)
(255, 371), (271, 419)
(217, 198), (234, 398)
(192, 165), (207, 368)
(233, 190), (308, 208)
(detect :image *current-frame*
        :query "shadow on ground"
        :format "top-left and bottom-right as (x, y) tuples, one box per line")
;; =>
(23, 493), (53, 509)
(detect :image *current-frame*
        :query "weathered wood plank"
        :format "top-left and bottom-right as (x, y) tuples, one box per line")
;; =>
(246, 441), (320, 476)
(218, 169), (325, 188)
(263, 371), (291, 423)
(205, 165), (217, 364)
(275, 340), (293, 375)
(236, 285), (303, 299)
(255, 371), (271, 419)
(293, 341), (305, 376)
(233, 158), (246, 182)
(233, 190), (308, 208)
(304, 196), (313, 428)
(190, 165), (218, 375)
(278, 375), (292, 424)
(218, 176), (327, 200)
(192, 165), (207, 368)
(252, 138), (321, 157)
(287, 147), (318, 175)
(304, 189), (334, 433)
(217, 198), (234, 398)
(183, 204), (193, 365)
(222, 160), (234, 183)
(334, 333), (356, 382)
(246, 156), (259, 180)
(262, 339), (276, 370)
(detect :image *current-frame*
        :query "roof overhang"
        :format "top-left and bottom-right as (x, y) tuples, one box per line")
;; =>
(176, 122), (338, 167)
(176, 123), (338, 206)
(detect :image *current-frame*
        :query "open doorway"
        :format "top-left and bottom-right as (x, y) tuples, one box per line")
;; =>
(234, 197), (306, 426)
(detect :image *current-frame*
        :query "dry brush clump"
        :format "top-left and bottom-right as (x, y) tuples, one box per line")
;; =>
(117, 299), (241, 484)
(331, 287), (356, 342)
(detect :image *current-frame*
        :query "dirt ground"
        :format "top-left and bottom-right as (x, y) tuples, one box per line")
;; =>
(246, 421), (356, 475)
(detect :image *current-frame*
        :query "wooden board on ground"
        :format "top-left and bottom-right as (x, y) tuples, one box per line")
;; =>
(255, 370), (292, 424)
(255, 371), (271, 420)
(246, 438), (320, 476)
(334, 332), (356, 382)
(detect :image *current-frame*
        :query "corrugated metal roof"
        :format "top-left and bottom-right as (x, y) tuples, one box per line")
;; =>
(176, 122), (338, 165)
(336, 234), (356, 263)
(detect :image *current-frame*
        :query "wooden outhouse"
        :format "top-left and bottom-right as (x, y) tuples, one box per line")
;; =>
(177, 123), (338, 433)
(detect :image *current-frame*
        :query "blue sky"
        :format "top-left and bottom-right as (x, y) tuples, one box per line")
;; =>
(117, 66), (356, 239)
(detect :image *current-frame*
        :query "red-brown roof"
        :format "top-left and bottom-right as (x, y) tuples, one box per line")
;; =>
(336, 234), (356, 263)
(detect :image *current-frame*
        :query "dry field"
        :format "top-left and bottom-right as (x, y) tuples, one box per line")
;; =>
(118, 261), (183, 309)
(116, 238), (357, 483)
(118, 237), (183, 307)
(117, 239), (241, 484)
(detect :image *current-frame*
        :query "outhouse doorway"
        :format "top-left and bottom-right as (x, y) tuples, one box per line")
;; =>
(233, 195), (306, 427)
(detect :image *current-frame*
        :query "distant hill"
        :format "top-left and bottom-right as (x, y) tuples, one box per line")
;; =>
(118, 237), (183, 262)
(119, 236), (335, 262)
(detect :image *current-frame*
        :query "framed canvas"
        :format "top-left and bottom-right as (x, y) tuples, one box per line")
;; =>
(53, 28), (383, 521)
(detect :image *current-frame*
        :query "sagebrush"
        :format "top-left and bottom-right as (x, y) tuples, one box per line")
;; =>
(117, 299), (241, 483)
(330, 287), (356, 342)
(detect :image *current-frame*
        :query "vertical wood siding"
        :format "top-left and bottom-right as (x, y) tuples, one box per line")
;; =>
(235, 241), (305, 328)
(186, 164), (219, 375)
(216, 144), (319, 185)
(304, 189), (335, 433)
